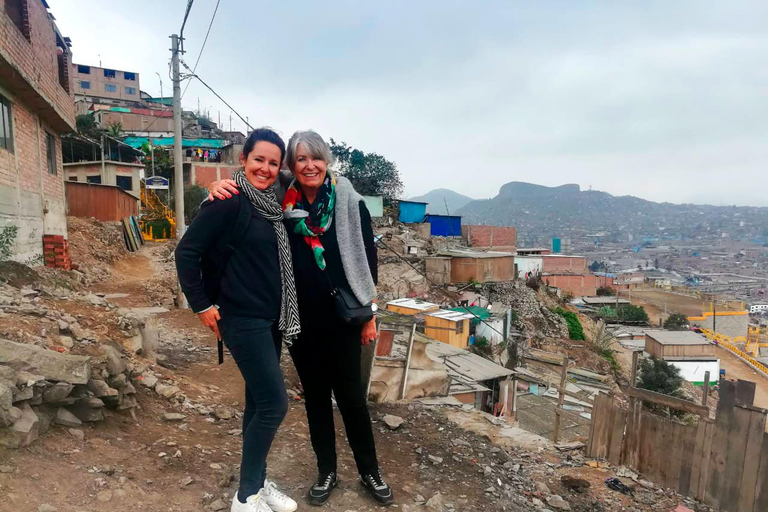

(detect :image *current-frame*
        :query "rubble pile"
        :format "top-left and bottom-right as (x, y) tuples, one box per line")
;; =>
(482, 280), (569, 341)
(66, 216), (128, 283)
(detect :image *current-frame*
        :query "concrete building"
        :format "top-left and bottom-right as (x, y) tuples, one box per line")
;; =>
(687, 311), (750, 339)
(72, 63), (141, 107)
(0, 0), (75, 261)
(62, 134), (143, 199)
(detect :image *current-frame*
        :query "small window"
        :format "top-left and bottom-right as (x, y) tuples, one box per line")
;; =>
(0, 94), (13, 153)
(68, 175), (79, 182)
(77, 65), (90, 74)
(125, 87), (136, 95)
(80, 81), (91, 90)
(5, 0), (30, 40)
(87, 175), (102, 184)
(45, 133), (57, 175)
(116, 175), (133, 192)
(105, 84), (117, 93)
(124, 72), (136, 81)
(103, 69), (116, 78)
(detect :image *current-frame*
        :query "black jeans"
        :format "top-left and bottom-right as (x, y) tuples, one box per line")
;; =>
(289, 323), (379, 476)
(219, 315), (287, 498)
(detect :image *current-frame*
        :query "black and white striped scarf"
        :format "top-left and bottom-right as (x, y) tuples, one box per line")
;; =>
(233, 170), (301, 343)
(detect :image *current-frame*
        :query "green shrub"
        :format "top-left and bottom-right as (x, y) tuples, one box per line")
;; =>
(663, 313), (688, 331)
(0, 225), (19, 261)
(596, 286), (615, 296)
(552, 307), (586, 341)
(617, 304), (650, 323)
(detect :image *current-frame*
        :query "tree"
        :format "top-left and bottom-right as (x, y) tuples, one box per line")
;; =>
(617, 304), (650, 323)
(329, 139), (404, 202)
(76, 113), (99, 137)
(637, 356), (683, 397)
(664, 313), (688, 331)
(105, 122), (123, 138)
(184, 184), (208, 223)
(596, 286), (615, 297)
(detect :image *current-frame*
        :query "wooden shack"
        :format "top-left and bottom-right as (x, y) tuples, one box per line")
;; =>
(424, 310), (474, 348)
(386, 298), (440, 316)
(440, 249), (514, 284)
(644, 331), (715, 360)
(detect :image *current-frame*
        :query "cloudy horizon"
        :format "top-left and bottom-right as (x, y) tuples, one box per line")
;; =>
(51, 0), (768, 207)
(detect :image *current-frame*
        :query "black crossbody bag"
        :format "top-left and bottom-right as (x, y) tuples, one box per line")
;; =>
(321, 270), (374, 325)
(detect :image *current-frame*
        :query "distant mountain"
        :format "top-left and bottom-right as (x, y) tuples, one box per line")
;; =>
(455, 182), (768, 246)
(409, 189), (475, 215)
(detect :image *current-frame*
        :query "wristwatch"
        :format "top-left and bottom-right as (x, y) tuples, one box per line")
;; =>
(371, 303), (379, 312)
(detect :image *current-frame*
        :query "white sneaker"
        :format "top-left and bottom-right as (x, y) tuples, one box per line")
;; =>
(262, 479), (298, 512)
(231, 490), (273, 512)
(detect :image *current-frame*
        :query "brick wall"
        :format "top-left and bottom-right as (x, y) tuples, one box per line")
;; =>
(462, 225), (516, 251)
(0, 0), (75, 128)
(0, 1), (72, 261)
(542, 255), (588, 274)
(0, 100), (66, 261)
(544, 274), (599, 297)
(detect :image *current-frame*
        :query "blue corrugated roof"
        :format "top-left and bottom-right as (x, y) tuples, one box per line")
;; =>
(122, 137), (229, 149)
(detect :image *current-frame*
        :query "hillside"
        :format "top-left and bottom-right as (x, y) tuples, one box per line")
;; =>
(410, 188), (475, 215)
(456, 182), (768, 245)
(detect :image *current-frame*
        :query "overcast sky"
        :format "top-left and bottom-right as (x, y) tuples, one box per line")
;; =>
(52, 1), (768, 206)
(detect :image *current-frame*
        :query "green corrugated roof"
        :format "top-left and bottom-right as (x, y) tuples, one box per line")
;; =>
(449, 306), (491, 321)
(122, 137), (229, 149)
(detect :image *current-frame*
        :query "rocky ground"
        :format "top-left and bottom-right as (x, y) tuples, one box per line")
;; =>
(0, 220), (712, 512)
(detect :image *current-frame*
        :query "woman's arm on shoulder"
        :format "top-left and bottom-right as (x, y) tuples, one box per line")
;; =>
(175, 196), (240, 312)
(359, 201), (378, 285)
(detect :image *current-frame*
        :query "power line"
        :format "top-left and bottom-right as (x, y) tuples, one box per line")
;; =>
(179, 60), (252, 131)
(181, 0), (222, 100)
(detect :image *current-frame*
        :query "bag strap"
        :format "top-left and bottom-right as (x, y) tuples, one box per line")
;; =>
(214, 194), (253, 364)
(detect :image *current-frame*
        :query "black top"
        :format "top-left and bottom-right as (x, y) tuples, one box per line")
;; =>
(175, 196), (282, 318)
(288, 201), (377, 327)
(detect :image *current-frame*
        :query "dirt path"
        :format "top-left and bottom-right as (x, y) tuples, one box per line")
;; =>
(0, 244), (534, 512)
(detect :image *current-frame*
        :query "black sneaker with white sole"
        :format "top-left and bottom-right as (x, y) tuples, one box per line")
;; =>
(360, 471), (394, 506)
(308, 471), (338, 506)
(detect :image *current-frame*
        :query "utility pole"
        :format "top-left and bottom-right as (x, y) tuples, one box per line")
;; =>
(229, 113), (232, 132)
(712, 296), (717, 335)
(171, 33), (187, 309)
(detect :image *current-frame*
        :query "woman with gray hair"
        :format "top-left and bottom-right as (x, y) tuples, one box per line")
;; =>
(207, 130), (393, 507)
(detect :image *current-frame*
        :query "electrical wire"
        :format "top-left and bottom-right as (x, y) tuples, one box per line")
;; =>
(181, 0), (222, 100)
(179, 60), (252, 131)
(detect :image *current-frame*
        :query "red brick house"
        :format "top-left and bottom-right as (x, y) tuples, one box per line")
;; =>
(0, 0), (75, 261)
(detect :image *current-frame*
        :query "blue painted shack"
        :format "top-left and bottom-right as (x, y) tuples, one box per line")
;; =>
(398, 201), (428, 223)
(425, 214), (462, 237)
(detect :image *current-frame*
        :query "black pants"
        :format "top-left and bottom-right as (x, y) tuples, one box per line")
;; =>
(220, 315), (288, 498)
(289, 323), (379, 476)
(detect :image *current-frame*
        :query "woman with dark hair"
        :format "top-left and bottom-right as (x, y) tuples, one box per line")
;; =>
(207, 130), (394, 508)
(175, 128), (300, 512)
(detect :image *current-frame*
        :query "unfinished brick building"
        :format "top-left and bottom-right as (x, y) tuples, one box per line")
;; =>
(0, 0), (75, 261)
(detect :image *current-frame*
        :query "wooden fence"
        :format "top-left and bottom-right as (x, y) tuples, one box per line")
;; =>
(66, 182), (138, 222)
(587, 378), (768, 512)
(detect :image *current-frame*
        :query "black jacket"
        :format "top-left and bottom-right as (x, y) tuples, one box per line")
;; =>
(175, 195), (282, 318)
(288, 201), (377, 328)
